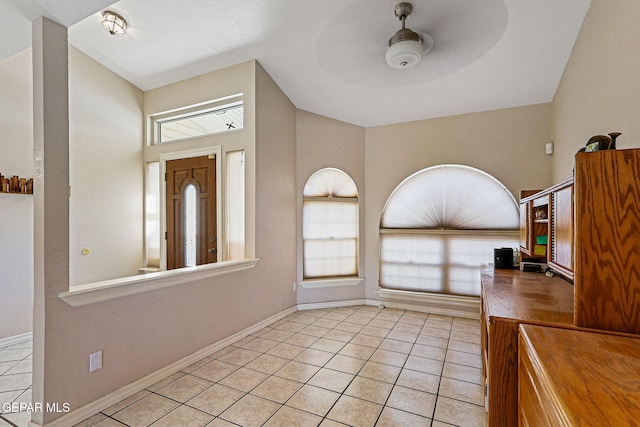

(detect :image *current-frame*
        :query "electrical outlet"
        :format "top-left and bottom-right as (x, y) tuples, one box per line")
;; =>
(89, 350), (102, 372)
(293, 282), (298, 292)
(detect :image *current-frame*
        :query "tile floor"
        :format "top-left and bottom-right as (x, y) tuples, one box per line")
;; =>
(1, 305), (485, 427)
(0, 338), (32, 427)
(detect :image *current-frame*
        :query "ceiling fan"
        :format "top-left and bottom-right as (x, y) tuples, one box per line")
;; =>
(385, 2), (433, 69)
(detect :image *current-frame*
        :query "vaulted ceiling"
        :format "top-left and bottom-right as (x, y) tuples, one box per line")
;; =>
(0, 0), (591, 127)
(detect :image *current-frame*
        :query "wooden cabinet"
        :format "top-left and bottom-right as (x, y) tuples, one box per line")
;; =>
(548, 180), (574, 280)
(519, 178), (574, 280)
(481, 269), (574, 427)
(574, 149), (640, 334)
(519, 324), (640, 426)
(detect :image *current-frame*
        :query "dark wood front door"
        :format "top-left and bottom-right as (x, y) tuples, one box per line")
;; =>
(166, 155), (217, 269)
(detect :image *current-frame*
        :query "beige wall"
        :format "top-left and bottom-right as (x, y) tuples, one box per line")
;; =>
(296, 110), (366, 304)
(553, 0), (640, 180)
(69, 46), (144, 285)
(0, 48), (33, 340)
(37, 58), (297, 424)
(364, 104), (554, 299)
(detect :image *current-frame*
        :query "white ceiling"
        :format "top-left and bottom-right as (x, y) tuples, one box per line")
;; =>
(1, 0), (591, 127)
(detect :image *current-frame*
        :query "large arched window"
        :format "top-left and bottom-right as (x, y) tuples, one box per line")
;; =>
(303, 168), (358, 279)
(379, 164), (519, 297)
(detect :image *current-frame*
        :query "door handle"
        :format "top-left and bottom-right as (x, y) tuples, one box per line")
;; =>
(210, 237), (216, 242)
(208, 248), (217, 254)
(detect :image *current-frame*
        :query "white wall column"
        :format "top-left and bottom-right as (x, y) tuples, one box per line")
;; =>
(31, 16), (69, 427)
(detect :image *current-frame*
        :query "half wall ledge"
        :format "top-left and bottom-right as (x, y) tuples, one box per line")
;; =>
(59, 258), (260, 307)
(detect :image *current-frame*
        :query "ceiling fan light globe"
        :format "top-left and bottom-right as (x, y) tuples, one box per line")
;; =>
(386, 40), (423, 68)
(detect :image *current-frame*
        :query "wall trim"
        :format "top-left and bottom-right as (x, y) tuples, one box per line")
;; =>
(300, 277), (364, 289)
(375, 288), (480, 319)
(0, 331), (33, 348)
(297, 299), (368, 311)
(29, 305), (296, 427)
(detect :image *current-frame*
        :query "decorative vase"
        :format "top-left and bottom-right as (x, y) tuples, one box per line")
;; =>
(608, 132), (621, 150)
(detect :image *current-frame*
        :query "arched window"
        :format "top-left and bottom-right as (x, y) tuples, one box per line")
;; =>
(379, 164), (519, 297)
(303, 168), (358, 279)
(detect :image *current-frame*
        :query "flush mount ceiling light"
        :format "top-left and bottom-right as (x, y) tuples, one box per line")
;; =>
(102, 10), (127, 36)
(385, 2), (432, 69)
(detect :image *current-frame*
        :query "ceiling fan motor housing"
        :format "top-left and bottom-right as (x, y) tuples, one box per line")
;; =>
(386, 2), (424, 68)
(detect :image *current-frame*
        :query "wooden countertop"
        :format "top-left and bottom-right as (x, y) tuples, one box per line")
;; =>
(481, 268), (574, 325)
(519, 324), (640, 426)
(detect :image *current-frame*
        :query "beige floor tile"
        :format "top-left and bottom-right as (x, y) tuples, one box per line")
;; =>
(319, 419), (350, 426)
(369, 319), (397, 329)
(310, 338), (346, 353)
(360, 326), (391, 338)
(445, 349), (482, 369)
(275, 321), (307, 333)
(263, 405), (323, 427)
(427, 314), (454, 323)
(349, 334), (384, 348)
(323, 329), (357, 342)
(0, 390), (23, 407)
(404, 355), (444, 376)
(378, 338), (413, 354)
(376, 312), (403, 322)
(4, 360), (31, 375)
(239, 337), (279, 353)
(72, 413), (107, 427)
(327, 395), (383, 427)
(369, 349), (408, 368)
(448, 339), (482, 355)
(313, 318), (341, 329)
(191, 360), (239, 382)
(411, 344), (446, 361)
(150, 405), (213, 427)
(208, 346), (235, 359)
(376, 406), (432, 426)
(333, 322), (364, 333)
(275, 360), (320, 382)
(358, 361), (401, 384)
(219, 394), (280, 427)
(205, 418), (237, 427)
(344, 315), (372, 325)
(449, 330), (481, 345)
(325, 354), (366, 374)
(439, 377), (484, 406)
(425, 319), (453, 331)
(323, 312), (350, 321)
(442, 362), (483, 385)
(420, 327), (451, 339)
(102, 390), (151, 415)
(217, 347), (262, 366)
(250, 375), (302, 404)
(186, 383), (245, 416)
(284, 333), (319, 348)
(294, 348), (334, 366)
(286, 384), (340, 417)
(0, 349), (31, 363)
(386, 385), (436, 418)
(0, 373), (31, 393)
(386, 330), (419, 343)
(112, 393), (179, 427)
(259, 329), (295, 342)
(307, 368), (355, 393)
(267, 342), (306, 359)
(300, 325), (332, 338)
(180, 358), (212, 374)
(303, 309), (331, 318)
(156, 374), (212, 403)
(416, 334), (449, 349)
(290, 314), (318, 324)
(399, 315), (428, 326)
(433, 396), (485, 427)
(1, 410), (32, 426)
(338, 343), (375, 360)
(245, 354), (289, 375)
(451, 322), (481, 335)
(344, 376), (393, 404)
(219, 367), (269, 392)
(432, 421), (458, 427)
(396, 369), (440, 394)
(0, 361), (17, 376)
(392, 322), (423, 334)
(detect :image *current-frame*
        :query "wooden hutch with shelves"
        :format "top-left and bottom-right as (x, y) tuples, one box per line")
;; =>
(482, 148), (640, 427)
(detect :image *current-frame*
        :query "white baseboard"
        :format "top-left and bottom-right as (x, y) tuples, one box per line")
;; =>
(30, 306), (297, 427)
(375, 288), (480, 319)
(297, 299), (367, 311)
(0, 331), (33, 348)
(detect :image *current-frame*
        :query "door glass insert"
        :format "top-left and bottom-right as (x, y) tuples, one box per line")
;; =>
(185, 184), (197, 267)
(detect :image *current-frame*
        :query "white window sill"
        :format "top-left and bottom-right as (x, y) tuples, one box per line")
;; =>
(300, 277), (363, 289)
(59, 258), (260, 307)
